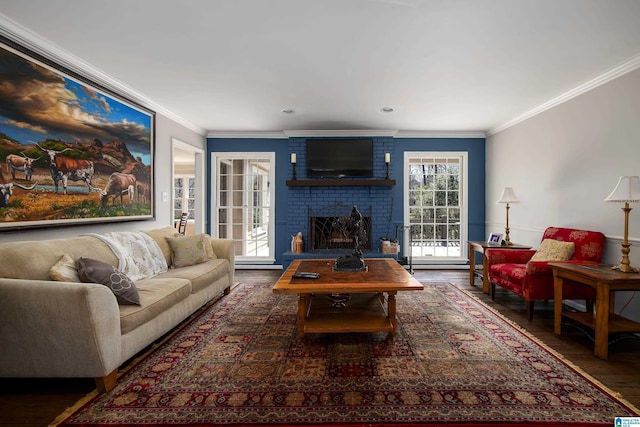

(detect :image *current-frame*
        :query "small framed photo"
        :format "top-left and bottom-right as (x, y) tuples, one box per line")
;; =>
(488, 233), (502, 243)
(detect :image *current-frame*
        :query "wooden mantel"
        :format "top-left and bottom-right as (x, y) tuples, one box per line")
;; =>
(286, 179), (395, 187)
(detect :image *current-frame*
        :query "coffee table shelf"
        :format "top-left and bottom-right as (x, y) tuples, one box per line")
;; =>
(303, 293), (393, 335)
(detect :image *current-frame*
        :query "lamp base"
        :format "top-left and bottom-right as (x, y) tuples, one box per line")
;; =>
(611, 264), (640, 274)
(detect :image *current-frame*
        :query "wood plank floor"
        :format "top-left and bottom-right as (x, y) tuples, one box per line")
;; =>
(1, 269), (639, 426)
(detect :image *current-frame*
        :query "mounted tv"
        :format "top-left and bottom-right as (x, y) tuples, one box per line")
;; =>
(306, 138), (374, 178)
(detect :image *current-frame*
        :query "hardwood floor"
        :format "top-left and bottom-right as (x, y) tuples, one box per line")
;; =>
(2, 269), (639, 426)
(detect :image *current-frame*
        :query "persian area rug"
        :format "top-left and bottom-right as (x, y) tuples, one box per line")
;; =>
(54, 282), (639, 427)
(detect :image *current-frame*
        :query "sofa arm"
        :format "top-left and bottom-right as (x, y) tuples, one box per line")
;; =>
(210, 238), (235, 283)
(485, 248), (536, 266)
(0, 278), (121, 379)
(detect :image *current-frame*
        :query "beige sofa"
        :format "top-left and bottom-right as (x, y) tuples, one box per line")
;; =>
(0, 226), (234, 392)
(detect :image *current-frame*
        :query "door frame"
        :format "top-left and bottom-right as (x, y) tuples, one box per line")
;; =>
(171, 138), (206, 234)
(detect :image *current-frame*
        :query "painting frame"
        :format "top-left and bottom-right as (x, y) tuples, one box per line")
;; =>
(0, 35), (155, 231)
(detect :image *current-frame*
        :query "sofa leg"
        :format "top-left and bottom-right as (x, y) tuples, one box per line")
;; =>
(223, 286), (231, 295)
(525, 300), (535, 322)
(95, 369), (118, 392)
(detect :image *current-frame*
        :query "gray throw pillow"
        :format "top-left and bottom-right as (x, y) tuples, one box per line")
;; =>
(77, 257), (141, 305)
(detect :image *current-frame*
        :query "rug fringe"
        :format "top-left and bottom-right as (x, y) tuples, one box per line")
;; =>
(447, 281), (640, 415)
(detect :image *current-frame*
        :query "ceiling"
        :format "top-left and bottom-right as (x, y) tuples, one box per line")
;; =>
(1, 0), (640, 136)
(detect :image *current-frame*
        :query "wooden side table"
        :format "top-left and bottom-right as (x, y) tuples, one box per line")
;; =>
(467, 241), (531, 294)
(550, 262), (640, 360)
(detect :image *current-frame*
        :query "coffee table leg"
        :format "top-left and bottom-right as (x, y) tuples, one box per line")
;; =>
(388, 292), (397, 336)
(297, 294), (309, 338)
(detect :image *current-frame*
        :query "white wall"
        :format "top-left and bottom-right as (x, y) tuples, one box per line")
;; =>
(486, 67), (640, 321)
(0, 112), (205, 242)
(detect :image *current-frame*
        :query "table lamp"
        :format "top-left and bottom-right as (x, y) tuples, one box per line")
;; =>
(496, 187), (519, 245)
(604, 175), (640, 273)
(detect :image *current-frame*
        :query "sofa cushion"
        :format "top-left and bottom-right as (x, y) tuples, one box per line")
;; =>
(119, 277), (192, 334)
(78, 257), (141, 306)
(530, 239), (575, 262)
(49, 254), (80, 282)
(166, 234), (210, 268)
(156, 258), (230, 294)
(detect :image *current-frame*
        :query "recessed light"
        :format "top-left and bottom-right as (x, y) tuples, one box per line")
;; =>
(380, 106), (394, 113)
(281, 108), (295, 114)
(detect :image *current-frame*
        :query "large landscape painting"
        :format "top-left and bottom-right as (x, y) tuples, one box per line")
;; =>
(0, 38), (154, 230)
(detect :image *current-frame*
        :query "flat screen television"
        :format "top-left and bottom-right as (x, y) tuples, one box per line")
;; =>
(306, 138), (374, 178)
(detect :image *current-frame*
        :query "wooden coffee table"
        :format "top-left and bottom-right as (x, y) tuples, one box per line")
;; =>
(273, 258), (423, 337)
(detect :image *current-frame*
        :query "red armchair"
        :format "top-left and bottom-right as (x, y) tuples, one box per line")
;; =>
(485, 227), (605, 321)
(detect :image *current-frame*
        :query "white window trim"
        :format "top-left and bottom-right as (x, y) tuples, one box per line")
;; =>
(211, 152), (276, 265)
(403, 151), (469, 265)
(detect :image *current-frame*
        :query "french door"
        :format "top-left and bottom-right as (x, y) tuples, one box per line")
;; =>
(212, 153), (275, 264)
(404, 152), (468, 263)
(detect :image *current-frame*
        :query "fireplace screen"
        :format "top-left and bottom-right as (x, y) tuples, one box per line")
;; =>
(308, 204), (371, 253)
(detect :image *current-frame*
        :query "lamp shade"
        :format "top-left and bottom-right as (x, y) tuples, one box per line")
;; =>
(496, 187), (520, 204)
(604, 176), (640, 203)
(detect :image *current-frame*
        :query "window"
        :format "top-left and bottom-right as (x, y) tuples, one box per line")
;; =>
(174, 176), (195, 220)
(212, 153), (275, 264)
(404, 152), (468, 263)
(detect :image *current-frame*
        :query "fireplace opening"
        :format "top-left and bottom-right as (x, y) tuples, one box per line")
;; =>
(308, 204), (371, 253)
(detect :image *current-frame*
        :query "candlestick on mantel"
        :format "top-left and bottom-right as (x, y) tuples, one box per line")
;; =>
(384, 152), (390, 179)
(291, 153), (297, 180)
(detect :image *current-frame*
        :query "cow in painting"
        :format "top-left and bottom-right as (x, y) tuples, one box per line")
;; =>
(5, 153), (40, 181)
(100, 173), (136, 207)
(36, 144), (96, 194)
(0, 169), (37, 208)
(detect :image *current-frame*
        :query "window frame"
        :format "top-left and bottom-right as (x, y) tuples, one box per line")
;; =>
(403, 151), (469, 264)
(173, 175), (196, 222)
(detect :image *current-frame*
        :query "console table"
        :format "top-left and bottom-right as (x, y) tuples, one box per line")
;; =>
(550, 262), (640, 360)
(467, 240), (531, 294)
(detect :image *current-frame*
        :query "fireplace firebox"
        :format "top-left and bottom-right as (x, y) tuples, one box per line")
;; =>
(308, 204), (371, 253)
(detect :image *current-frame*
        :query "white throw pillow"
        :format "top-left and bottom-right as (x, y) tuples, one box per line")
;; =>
(49, 254), (80, 282)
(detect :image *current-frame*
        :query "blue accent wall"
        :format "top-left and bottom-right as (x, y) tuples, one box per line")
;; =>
(208, 136), (485, 266)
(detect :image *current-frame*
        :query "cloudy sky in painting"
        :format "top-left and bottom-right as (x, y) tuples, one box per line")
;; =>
(0, 45), (152, 164)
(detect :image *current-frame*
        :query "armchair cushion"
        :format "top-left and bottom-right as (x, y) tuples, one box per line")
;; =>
(530, 239), (575, 261)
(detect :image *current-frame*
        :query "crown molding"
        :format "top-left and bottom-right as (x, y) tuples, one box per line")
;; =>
(207, 129), (485, 139)
(207, 131), (288, 139)
(0, 13), (206, 136)
(487, 53), (640, 136)
(395, 130), (486, 139)
(284, 130), (398, 137)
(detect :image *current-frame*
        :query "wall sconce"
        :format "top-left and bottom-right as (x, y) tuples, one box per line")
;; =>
(291, 153), (297, 180)
(385, 152), (390, 179)
(496, 187), (519, 245)
(604, 175), (640, 273)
